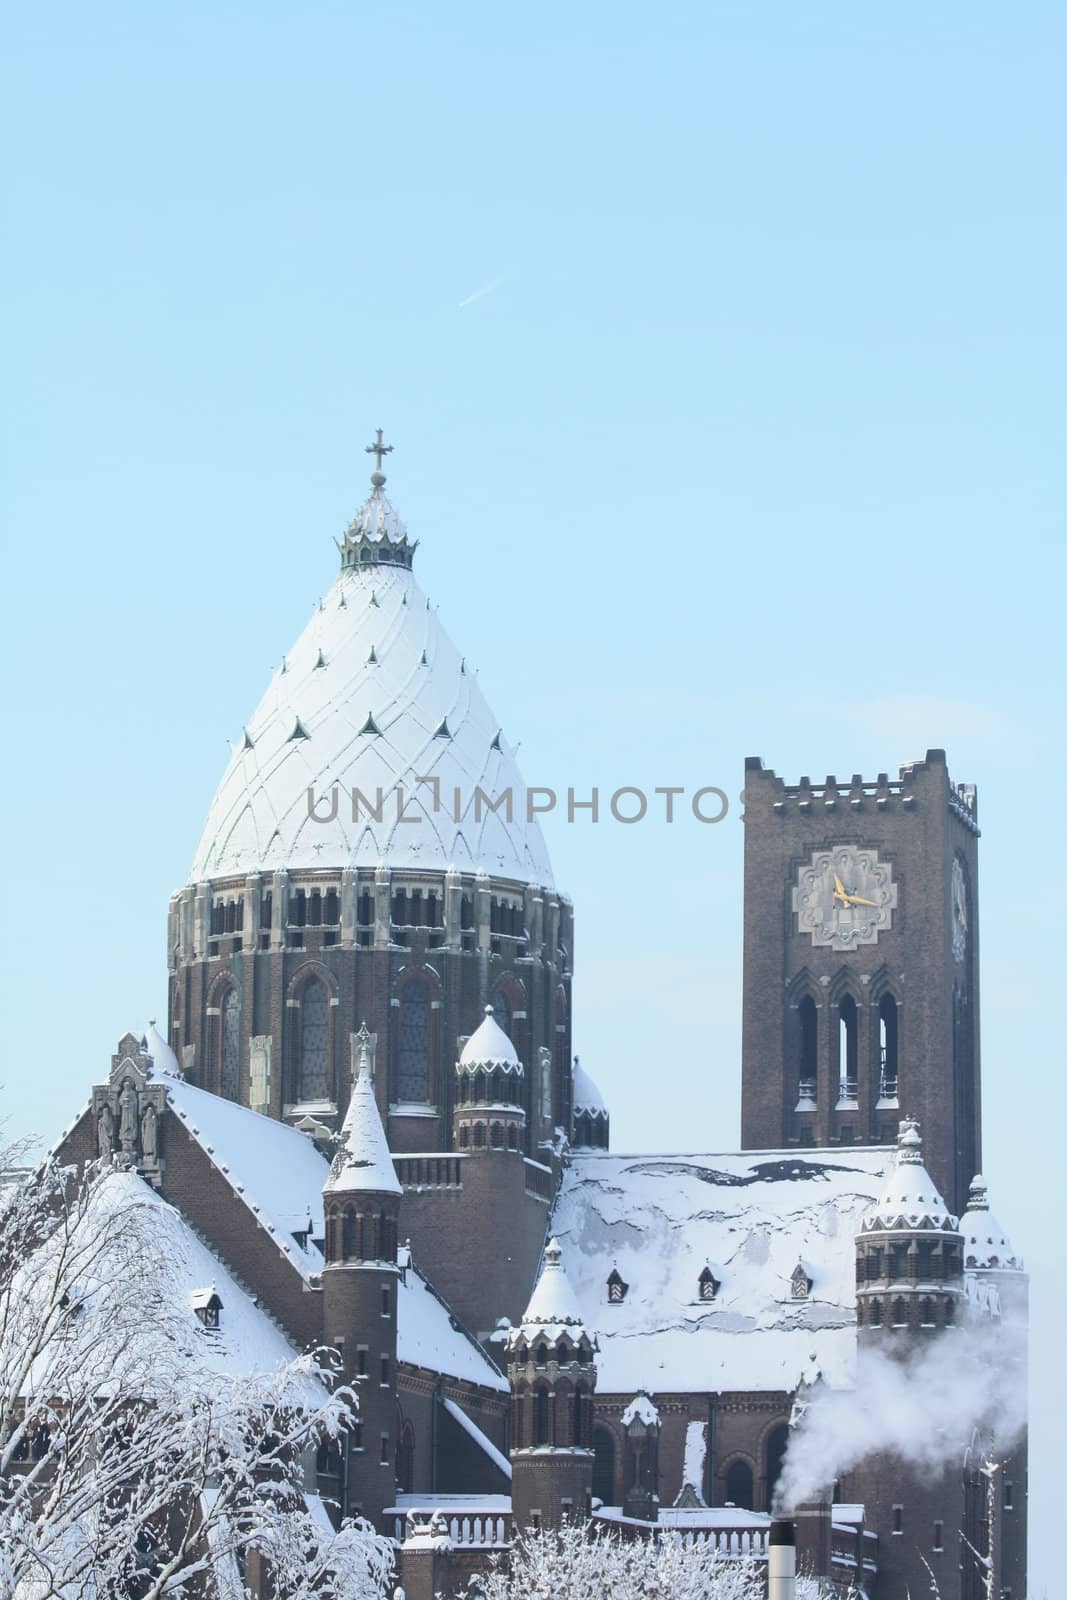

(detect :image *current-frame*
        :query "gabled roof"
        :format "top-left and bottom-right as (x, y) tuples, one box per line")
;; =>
(552, 1147), (889, 1394)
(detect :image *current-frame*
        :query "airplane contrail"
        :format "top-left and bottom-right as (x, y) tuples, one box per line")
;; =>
(458, 276), (503, 309)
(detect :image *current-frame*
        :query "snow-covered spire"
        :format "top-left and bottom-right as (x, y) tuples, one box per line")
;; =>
(862, 1118), (956, 1233)
(458, 1006), (522, 1074)
(142, 1020), (181, 1079)
(571, 1057), (609, 1150)
(324, 1036), (401, 1197)
(336, 429), (418, 573)
(959, 1174), (1022, 1270)
(509, 1238), (590, 1346)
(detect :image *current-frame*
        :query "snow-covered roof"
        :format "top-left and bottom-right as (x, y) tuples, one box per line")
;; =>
(509, 1238), (589, 1346)
(572, 1059), (607, 1118)
(187, 497), (554, 886)
(80, 1171), (328, 1397)
(620, 1392), (660, 1429)
(458, 1007), (521, 1072)
(147, 1055), (505, 1393)
(862, 1120), (955, 1233)
(143, 1020), (181, 1077)
(324, 1054), (402, 1198)
(959, 1175), (1022, 1270)
(552, 1148), (890, 1394)
(153, 1068), (328, 1276)
(396, 1247), (508, 1393)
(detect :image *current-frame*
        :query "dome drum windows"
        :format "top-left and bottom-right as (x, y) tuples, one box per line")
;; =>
(208, 895), (244, 955)
(286, 885), (341, 949)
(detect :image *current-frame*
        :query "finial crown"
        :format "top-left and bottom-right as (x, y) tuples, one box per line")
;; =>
(337, 429), (418, 574)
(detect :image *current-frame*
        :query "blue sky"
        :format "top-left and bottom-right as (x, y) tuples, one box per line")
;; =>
(2, 3), (1064, 1589)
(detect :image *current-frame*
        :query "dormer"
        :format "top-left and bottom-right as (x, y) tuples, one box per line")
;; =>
(697, 1264), (720, 1302)
(607, 1266), (629, 1304)
(192, 1287), (223, 1329)
(790, 1261), (813, 1301)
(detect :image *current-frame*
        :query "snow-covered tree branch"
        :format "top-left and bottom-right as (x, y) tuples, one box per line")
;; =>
(0, 1149), (393, 1599)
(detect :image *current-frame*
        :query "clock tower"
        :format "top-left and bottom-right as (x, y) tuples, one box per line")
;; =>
(740, 749), (981, 1214)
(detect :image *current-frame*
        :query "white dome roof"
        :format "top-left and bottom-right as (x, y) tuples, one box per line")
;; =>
(508, 1239), (589, 1346)
(189, 491), (554, 887)
(959, 1176), (1021, 1270)
(458, 1006), (521, 1071)
(572, 1058), (607, 1117)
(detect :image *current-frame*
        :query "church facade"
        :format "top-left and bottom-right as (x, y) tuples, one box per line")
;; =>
(56, 443), (1027, 1598)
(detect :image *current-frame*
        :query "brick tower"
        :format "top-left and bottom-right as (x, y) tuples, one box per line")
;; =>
(320, 1032), (402, 1529)
(740, 749), (981, 1211)
(508, 1239), (597, 1529)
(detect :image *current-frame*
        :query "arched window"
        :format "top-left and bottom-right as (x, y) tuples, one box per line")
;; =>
(797, 995), (817, 1102)
(492, 991), (512, 1038)
(891, 1296), (908, 1327)
(765, 1424), (790, 1512)
(458, 1124), (470, 1149)
(297, 978), (329, 1102)
(220, 987), (241, 1101)
(869, 1298), (883, 1326)
(533, 1387), (550, 1446)
(725, 1458), (754, 1511)
(396, 1423), (415, 1493)
(592, 1425), (615, 1504)
(574, 1383), (592, 1448)
(837, 996), (858, 1101)
(397, 986), (429, 1103)
(879, 994), (899, 1099)
(342, 1208), (356, 1260)
(919, 1296), (935, 1326)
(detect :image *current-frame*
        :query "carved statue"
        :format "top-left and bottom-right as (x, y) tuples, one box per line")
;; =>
(141, 1102), (158, 1161)
(118, 1081), (139, 1152)
(97, 1104), (114, 1161)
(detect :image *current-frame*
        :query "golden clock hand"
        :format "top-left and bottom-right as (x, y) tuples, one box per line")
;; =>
(832, 872), (849, 904)
(848, 895), (878, 907)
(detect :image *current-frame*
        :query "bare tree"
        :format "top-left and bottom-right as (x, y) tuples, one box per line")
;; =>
(0, 1149), (393, 1599)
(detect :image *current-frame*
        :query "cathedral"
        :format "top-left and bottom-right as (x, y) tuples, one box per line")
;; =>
(55, 441), (1027, 1598)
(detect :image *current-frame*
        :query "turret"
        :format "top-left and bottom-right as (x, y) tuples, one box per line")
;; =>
(855, 1119), (963, 1342)
(571, 1058), (609, 1150)
(507, 1238), (596, 1529)
(321, 1029), (402, 1529)
(959, 1174), (1028, 1322)
(453, 1006), (526, 1153)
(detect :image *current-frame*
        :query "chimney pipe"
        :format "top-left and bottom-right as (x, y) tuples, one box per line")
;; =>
(768, 1517), (796, 1600)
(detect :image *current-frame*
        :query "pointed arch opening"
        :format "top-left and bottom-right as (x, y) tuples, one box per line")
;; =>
(878, 993), (899, 1101)
(396, 984), (429, 1103)
(725, 1457), (755, 1511)
(592, 1425), (616, 1504)
(837, 994), (858, 1103)
(220, 986), (241, 1102)
(797, 994), (817, 1106)
(296, 976), (329, 1102)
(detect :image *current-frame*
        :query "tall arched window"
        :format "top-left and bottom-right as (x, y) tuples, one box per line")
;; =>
(297, 977), (329, 1102)
(396, 1423), (415, 1493)
(725, 1458), (754, 1510)
(592, 1425), (616, 1504)
(765, 1424), (790, 1512)
(797, 996), (817, 1102)
(397, 986), (429, 1103)
(533, 1387), (550, 1446)
(837, 995), (858, 1102)
(879, 994), (899, 1099)
(220, 988), (241, 1101)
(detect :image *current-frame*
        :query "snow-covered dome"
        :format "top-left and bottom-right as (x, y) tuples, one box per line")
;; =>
(458, 1006), (522, 1073)
(863, 1119), (956, 1233)
(572, 1059), (607, 1118)
(508, 1238), (590, 1346)
(189, 453), (554, 887)
(959, 1175), (1022, 1270)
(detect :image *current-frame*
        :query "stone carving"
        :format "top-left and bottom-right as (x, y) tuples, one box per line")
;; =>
(90, 1033), (168, 1185)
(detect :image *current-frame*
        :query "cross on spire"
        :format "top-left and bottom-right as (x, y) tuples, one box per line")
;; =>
(365, 428), (394, 488)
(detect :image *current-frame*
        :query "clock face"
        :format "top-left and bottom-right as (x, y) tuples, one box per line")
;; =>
(792, 846), (898, 950)
(951, 857), (968, 963)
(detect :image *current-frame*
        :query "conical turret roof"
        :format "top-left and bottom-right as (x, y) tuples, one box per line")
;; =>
(508, 1238), (591, 1347)
(572, 1058), (607, 1117)
(458, 1006), (521, 1072)
(189, 444), (554, 887)
(959, 1175), (1022, 1270)
(863, 1119), (955, 1232)
(324, 1039), (401, 1197)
